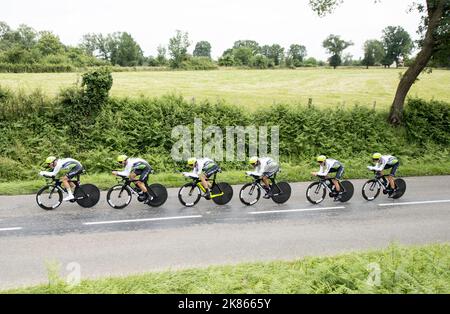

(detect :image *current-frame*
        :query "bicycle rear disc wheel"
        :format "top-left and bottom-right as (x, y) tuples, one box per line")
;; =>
(272, 182), (291, 204)
(393, 178), (406, 199)
(212, 182), (233, 205)
(75, 184), (100, 208)
(339, 181), (354, 202)
(362, 179), (381, 201)
(239, 183), (261, 206)
(107, 185), (132, 209)
(178, 183), (201, 207)
(306, 182), (326, 204)
(146, 183), (168, 207)
(36, 185), (63, 210)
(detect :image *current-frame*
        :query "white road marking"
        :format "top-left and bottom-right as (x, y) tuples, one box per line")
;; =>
(379, 200), (450, 207)
(83, 215), (203, 226)
(0, 227), (23, 232)
(249, 206), (345, 215)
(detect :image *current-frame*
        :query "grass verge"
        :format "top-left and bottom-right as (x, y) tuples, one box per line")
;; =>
(3, 243), (449, 294)
(1, 157), (449, 195)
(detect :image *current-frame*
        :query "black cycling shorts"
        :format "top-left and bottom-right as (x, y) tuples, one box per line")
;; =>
(384, 161), (400, 177)
(203, 164), (220, 178)
(134, 167), (151, 182)
(329, 166), (344, 180)
(66, 165), (84, 180)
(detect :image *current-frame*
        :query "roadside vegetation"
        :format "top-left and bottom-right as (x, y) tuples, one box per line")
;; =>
(0, 67), (448, 194)
(4, 243), (449, 294)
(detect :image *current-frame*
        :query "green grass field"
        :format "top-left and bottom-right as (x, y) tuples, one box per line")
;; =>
(0, 68), (448, 109)
(4, 243), (449, 294)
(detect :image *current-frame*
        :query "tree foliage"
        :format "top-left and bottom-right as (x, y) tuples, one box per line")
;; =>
(322, 34), (353, 68)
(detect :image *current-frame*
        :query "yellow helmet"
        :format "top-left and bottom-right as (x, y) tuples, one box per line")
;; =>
(117, 154), (128, 163)
(249, 156), (258, 165)
(187, 157), (197, 166)
(372, 153), (382, 160)
(317, 155), (326, 162)
(45, 156), (57, 164)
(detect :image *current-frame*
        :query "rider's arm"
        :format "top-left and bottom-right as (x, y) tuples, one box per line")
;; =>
(40, 161), (63, 177)
(371, 159), (387, 172)
(316, 163), (330, 176)
(117, 162), (132, 177)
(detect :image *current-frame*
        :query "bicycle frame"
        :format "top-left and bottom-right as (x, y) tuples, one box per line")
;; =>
(43, 175), (85, 200)
(248, 174), (285, 197)
(315, 176), (339, 195)
(188, 172), (224, 198)
(115, 176), (156, 198)
(370, 173), (391, 191)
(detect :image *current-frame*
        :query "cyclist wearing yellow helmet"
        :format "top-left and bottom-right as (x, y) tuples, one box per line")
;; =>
(113, 155), (153, 202)
(39, 156), (84, 201)
(247, 156), (280, 199)
(311, 155), (344, 199)
(367, 153), (399, 195)
(185, 157), (220, 200)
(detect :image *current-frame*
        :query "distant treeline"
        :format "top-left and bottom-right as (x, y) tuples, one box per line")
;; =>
(1, 21), (448, 73)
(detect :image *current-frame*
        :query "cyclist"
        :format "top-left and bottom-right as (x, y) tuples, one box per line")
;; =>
(39, 156), (84, 201)
(311, 155), (344, 200)
(247, 156), (280, 199)
(186, 157), (220, 200)
(113, 155), (153, 202)
(367, 153), (399, 196)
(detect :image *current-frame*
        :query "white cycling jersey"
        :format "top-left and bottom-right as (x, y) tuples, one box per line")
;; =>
(369, 155), (398, 172)
(192, 158), (215, 176)
(117, 158), (150, 177)
(317, 158), (341, 176)
(250, 157), (278, 177)
(40, 158), (82, 177)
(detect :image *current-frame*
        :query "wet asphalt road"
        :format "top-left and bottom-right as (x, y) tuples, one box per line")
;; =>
(0, 175), (449, 289)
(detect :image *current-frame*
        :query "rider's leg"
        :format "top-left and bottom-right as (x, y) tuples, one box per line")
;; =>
(200, 174), (210, 191)
(387, 175), (395, 189)
(262, 176), (270, 190)
(62, 176), (75, 201)
(332, 179), (340, 192)
(130, 173), (148, 193)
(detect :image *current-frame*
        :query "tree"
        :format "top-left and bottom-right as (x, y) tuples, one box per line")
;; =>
(309, 0), (449, 124)
(382, 26), (413, 67)
(156, 45), (168, 66)
(193, 41), (212, 58)
(233, 40), (260, 54)
(232, 47), (253, 66)
(218, 53), (234, 66)
(168, 30), (190, 68)
(36, 31), (64, 55)
(287, 44), (307, 66)
(322, 34), (353, 68)
(362, 39), (385, 68)
(111, 32), (144, 66)
(261, 44), (284, 66)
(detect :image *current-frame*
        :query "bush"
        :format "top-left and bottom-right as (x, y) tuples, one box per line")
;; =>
(0, 89), (448, 181)
(181, 57), (218, 70)
(404, 98), (450, 145)
(0, 62), (74, 73)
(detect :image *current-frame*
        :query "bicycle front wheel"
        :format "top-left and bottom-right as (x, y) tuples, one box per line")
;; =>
(362, 179), (381, 201)
(36, 185), (63, 210)
(106, 185), (132, 209)
(239, 183), (261, 206)
(306, 182), (326, 204)
(178, 183), (201, 207)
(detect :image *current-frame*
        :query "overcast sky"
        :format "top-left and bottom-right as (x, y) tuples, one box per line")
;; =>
(1, 0), (423, 60)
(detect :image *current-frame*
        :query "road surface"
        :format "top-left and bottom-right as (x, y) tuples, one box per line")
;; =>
(0, 175), (449, 289)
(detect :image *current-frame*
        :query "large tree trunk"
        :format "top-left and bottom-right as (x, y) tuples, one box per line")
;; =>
(388, 0), (445, 125)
